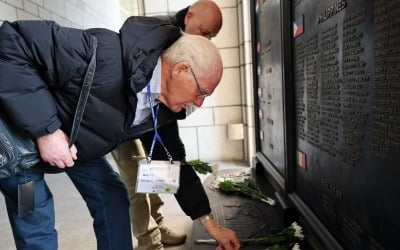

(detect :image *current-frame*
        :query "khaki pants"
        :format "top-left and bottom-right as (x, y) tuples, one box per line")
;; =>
(111, 139), (164, 250)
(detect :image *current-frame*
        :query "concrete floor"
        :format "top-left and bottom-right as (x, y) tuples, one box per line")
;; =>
(0, 155), (247, 250)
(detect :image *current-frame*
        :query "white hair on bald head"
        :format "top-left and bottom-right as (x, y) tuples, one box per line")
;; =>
(162, 33), (222, 79)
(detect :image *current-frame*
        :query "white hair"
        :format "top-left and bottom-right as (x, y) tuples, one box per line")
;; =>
(162, 33), (222, 79)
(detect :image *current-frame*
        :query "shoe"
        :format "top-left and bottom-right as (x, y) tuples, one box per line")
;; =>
(136, 232), (164, 250)
(136, 242), (164, 250)
(159, 225), (187, 245)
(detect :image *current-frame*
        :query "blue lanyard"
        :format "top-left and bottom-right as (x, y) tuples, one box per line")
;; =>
(146, 84), (173, 163)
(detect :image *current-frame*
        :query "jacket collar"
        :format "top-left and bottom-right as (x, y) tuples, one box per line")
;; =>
(119, 16), (182, 94)
(174, 6), (188, 30)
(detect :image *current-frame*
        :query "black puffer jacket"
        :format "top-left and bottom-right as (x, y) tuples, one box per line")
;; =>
(0, 17), (211, 220)
(0, 17), (180, 159)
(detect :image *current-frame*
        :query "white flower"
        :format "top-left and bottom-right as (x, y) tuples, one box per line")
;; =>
(209, 177), (222, 189)
(195, 239), (217, 244)
(232, 170), (251, 177)
(261, 197), (276, 205)
(209, 176), (233, 189)
(292, 243), (301, 250)
(291, 222), (305, 240)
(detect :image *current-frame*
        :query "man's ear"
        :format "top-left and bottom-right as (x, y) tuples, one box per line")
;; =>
(184, 11), (193, 25)
(171, 62), (190, 78)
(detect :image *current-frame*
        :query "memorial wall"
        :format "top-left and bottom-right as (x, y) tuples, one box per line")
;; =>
(255, 0), (286, 176)
(254, 0), (400, 249)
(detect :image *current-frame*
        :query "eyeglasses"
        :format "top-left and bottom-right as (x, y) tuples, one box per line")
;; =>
(190, 67), (210, 97)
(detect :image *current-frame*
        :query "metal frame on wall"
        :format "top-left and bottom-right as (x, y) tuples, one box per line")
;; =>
(252, 0), (287, 192)
(251, 0), (294, 199)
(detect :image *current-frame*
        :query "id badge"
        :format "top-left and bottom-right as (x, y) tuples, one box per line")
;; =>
(136, 159), (181, 194)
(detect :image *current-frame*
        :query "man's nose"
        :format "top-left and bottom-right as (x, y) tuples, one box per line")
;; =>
(193, 97), (205, 107)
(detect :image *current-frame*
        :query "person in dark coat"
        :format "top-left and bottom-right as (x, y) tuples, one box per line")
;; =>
(111, 1), (224, 249)
(0, 15), (240, 250)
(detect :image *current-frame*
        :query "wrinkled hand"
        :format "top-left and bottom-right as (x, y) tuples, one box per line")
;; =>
(203, 219), (241, 250)
(36, 129), (78, 168)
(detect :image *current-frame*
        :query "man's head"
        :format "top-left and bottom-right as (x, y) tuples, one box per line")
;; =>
(184, 0), (222, 39)
(159, 33), (223, 112)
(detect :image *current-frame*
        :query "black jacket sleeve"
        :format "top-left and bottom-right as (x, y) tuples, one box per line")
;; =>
(140, 120), (211, 220)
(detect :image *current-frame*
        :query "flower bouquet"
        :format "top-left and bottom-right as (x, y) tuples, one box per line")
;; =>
(195, 222), (304, 249)
(216, 178), (275, 205)
(187, 159), (213, 174)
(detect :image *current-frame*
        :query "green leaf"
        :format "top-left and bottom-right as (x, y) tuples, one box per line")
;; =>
(239, 223), (304, 246)
(188, 159), (212, 174)
(217, 178), (275, 205)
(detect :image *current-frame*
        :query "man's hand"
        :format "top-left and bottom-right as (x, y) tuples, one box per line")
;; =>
(201, 217), (241, 250)
(36, 129), (78, 168)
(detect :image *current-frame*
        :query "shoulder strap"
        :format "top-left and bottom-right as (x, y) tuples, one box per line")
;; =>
(68, 36), (97, 147)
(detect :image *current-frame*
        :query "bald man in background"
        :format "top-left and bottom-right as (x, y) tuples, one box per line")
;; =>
(111, 1), (224, 250)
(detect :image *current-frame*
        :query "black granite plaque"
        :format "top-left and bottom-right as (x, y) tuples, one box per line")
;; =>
(292, 0), (400, 249)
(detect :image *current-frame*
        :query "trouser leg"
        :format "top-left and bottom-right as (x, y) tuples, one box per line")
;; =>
(66, 158), (133, 250)
(0, 170), (57, 250)
(149, 193), (164, 224)
(112, 139), (163, 250)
